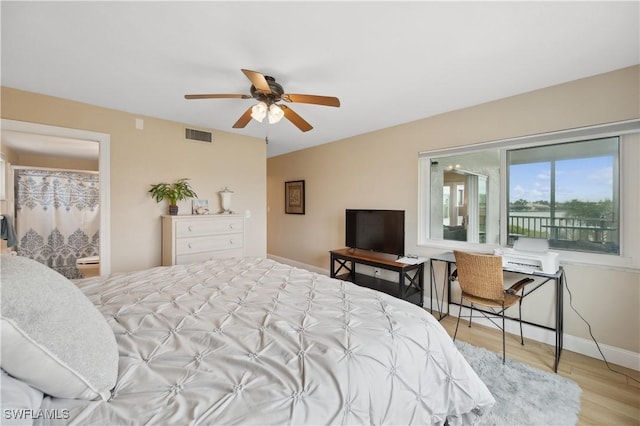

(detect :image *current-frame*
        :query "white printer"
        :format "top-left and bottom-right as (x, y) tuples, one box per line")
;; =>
(494, 237), (559, 274)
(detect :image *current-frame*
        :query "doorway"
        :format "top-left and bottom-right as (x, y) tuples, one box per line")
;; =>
(1, 119), (111, 275)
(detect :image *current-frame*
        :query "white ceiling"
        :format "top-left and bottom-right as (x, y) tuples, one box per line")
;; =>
(1, 1), (638, 158)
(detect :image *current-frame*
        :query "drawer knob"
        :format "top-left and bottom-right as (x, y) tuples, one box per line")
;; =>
(229, 224), (234, 229)
(188, 225), (193, 232)
(230, 239), (234, 244)
(188, 243), (193, 249)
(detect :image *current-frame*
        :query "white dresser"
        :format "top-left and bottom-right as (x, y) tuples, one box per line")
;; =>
(161, 214), (245, 266)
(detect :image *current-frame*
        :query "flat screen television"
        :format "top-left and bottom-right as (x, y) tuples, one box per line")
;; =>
(345, 209), (405, 257)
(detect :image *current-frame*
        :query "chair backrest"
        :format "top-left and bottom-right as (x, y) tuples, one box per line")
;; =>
(453, 250), (505, 301)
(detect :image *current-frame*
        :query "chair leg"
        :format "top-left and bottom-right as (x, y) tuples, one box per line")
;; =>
(468, 303), (473, 328)
(502, 309), (506, 364)
(453, 297), (464, 341)
(519, 299), (524, 346)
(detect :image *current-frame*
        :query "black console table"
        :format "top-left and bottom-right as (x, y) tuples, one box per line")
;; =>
(329, 248), (424, 306)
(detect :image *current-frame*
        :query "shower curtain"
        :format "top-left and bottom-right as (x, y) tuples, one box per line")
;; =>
(15, 168), (99, 279)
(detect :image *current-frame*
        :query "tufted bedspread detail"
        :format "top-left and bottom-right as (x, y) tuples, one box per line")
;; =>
(39, 257), (494, 425)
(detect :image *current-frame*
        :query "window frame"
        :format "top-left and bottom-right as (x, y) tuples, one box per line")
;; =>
(417, 119), (640, 271)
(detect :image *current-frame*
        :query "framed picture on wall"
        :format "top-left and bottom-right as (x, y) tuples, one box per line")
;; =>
(285, 180), (305, 214)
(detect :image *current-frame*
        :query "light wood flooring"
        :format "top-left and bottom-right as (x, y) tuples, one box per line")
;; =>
(433, 313), (640, 425)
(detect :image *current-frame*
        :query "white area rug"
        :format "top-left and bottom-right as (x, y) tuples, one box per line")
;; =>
(455, 341), (582, 426)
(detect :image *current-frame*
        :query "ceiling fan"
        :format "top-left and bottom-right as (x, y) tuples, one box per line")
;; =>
(185, 69), (340, 132)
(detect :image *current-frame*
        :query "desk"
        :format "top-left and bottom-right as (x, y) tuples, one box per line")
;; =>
(330, 248), (424, 306)
(429, 251), (565, 372)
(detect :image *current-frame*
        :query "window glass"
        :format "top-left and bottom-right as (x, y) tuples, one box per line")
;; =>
(507, 137), (619, 254)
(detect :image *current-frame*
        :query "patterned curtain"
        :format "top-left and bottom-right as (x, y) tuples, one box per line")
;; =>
(15, 168), (99, 279)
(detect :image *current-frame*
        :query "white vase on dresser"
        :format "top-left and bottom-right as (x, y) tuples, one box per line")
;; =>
(161, 214), (244, 266)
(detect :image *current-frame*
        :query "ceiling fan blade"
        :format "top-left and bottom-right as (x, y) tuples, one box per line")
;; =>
(280, 105), (313, 132)
(232, 107), (253, 129)
(282, 94), (340, 107)
(185, 94), (250, 100)
(241, 69), (271, 93)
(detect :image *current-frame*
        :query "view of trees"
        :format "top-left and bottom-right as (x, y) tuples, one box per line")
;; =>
(509, 198), (614, 219)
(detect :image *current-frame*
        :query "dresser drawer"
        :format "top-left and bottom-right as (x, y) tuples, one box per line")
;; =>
(176, 218), (243, 238)
(176, 233), (243, 255)
(161, 214), (245, 266)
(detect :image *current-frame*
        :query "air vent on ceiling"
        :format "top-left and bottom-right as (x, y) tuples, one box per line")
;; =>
(185, 128), (212, 143)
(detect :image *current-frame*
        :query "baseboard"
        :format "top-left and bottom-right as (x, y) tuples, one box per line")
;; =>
(562, 333), (640, 372)
(267, 254), (329, 275)
(268, 254), (640, 372)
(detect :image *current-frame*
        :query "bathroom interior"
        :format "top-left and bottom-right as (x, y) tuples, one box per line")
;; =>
(1, 131), (101, 278)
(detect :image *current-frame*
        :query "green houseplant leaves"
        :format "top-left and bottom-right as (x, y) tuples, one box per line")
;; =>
(149, 178), (198, 215)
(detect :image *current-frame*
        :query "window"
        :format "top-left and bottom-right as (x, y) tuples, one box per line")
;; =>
(418, 120), (640, 270)
(507, 138), (619, 254)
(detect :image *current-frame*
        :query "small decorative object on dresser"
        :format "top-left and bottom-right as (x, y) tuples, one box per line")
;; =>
(219, 187), (234, 214)
(161, 214), (244, 265)
(285, 180), (305, 214)
(148, 178), (198, 215)
(192, 199), (209, 215)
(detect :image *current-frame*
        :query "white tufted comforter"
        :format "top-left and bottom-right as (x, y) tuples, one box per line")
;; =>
(40, 257), (494, 425)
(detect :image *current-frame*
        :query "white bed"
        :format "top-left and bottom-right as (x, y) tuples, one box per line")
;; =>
(1, 255), (494, 425)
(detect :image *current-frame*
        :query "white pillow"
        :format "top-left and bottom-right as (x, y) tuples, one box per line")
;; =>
(1, 369), (44, 425)
(0, 255), (118, 400)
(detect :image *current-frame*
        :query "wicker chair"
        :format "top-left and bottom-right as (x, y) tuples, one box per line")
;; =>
(452, 250), (533, 363)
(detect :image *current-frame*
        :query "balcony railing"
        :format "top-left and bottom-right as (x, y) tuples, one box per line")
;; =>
(507, 214), (618, 254)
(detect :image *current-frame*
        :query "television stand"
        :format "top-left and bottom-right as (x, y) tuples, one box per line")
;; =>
(329, 248), (424, 306)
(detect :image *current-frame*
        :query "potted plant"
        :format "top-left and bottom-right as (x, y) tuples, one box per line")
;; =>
(149, 178), (198, 215)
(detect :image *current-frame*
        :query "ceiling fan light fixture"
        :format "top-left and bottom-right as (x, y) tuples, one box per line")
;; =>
(268, 104), (284, 124)
(186, 69), (340, 132)
(251, 101), (268, 122)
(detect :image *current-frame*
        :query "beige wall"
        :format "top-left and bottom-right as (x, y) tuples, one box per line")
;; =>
(12, 153), (99, 171)
(267, 66), (640, 355)
(1, 87), (267, 272)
